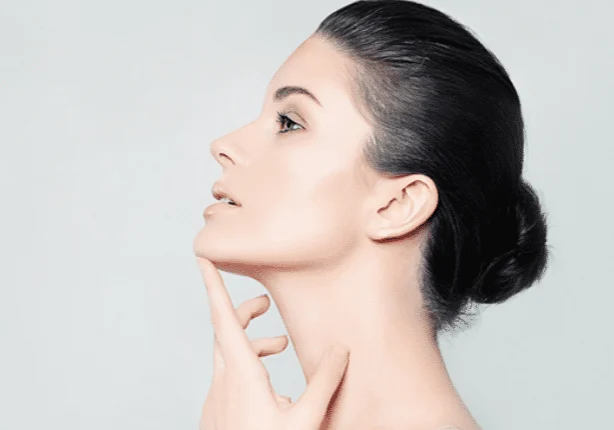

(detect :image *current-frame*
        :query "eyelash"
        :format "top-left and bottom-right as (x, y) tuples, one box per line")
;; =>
(276, 110), (303, 134)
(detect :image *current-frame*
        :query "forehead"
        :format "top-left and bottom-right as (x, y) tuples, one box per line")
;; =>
(266, 36), (356, 111)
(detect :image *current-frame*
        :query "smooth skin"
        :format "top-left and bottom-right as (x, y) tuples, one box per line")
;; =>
(194, 34), (480, 430)
(196, 256), (351, 430)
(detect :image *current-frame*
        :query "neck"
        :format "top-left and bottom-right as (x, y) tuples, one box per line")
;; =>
(250, 241), (474, 429)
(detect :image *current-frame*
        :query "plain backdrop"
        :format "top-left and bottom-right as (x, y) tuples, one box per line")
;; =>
(1, 0), (612, 429)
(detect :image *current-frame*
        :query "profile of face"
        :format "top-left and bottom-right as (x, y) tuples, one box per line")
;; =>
(193, 35), (382, 278)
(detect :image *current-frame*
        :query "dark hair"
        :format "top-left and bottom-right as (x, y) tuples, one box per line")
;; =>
(314, 0), (551, 335)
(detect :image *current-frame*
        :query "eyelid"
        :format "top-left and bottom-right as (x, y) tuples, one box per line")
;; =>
(278, 107), (306, 126)
(284, 111), (305, 126)
(279, 103), (308, 125)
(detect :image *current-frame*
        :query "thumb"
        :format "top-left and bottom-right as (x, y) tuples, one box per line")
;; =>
(294, 344), (350, 426)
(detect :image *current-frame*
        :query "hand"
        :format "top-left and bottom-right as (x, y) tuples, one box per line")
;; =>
(196, 257), (350, 430)
(199, 289), (292, 429)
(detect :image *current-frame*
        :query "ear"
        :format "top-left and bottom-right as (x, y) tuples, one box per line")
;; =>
(364, 174), (438, 241)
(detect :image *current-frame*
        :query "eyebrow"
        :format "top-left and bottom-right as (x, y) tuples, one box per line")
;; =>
(274, 86), (322, 107)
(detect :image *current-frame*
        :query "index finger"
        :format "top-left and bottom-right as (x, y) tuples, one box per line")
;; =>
(196, 257), (259, 368)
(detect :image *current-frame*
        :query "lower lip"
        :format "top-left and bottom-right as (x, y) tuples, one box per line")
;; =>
(203, 202), (240, 218)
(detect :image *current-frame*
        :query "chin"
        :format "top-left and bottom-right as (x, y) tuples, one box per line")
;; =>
(193, 225), (344, 279)
(193, 230), (272, 278)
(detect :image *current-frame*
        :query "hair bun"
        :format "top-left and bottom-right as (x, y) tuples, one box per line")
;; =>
(469, 180), (550, 304)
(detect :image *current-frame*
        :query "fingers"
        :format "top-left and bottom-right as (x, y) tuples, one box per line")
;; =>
(207, 280), (286, 378)
(235, 294), (271, 329)
(235, 295), (289, 357)
(251, 335), (289, 357)
(294, 345), (350, 427)
(196, 257), (261, 370)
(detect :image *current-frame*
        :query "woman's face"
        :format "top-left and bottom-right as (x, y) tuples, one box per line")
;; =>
(193, 35), (376, 275)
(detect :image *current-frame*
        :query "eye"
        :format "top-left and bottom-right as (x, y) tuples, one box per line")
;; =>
(276, 110), (303, 134)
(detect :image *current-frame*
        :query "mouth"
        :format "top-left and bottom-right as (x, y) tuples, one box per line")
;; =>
(219, 197), (240, 207)
(211, 183), (242, 207)
(203, 199), (241, 218)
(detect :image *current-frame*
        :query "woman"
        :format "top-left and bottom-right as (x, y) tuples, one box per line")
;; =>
(193, 0), (550, 429)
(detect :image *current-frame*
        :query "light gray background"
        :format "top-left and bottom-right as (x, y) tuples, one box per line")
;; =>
(1, 0), (612, 429)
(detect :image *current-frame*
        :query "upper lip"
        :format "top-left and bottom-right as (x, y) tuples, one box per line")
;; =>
(211, 181), (241, 206)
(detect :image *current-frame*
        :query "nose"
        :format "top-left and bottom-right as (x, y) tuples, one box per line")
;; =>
(210, 136), (235, 168)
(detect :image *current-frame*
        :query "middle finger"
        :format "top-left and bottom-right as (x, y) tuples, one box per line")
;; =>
(197, 257), (261, 372)
(212, 294), (276, 374)
(235, 294), (271, 328)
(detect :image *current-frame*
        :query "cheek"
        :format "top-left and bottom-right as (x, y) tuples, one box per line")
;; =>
(202, 137), (366, 263)
(253, 167), (361, 255)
